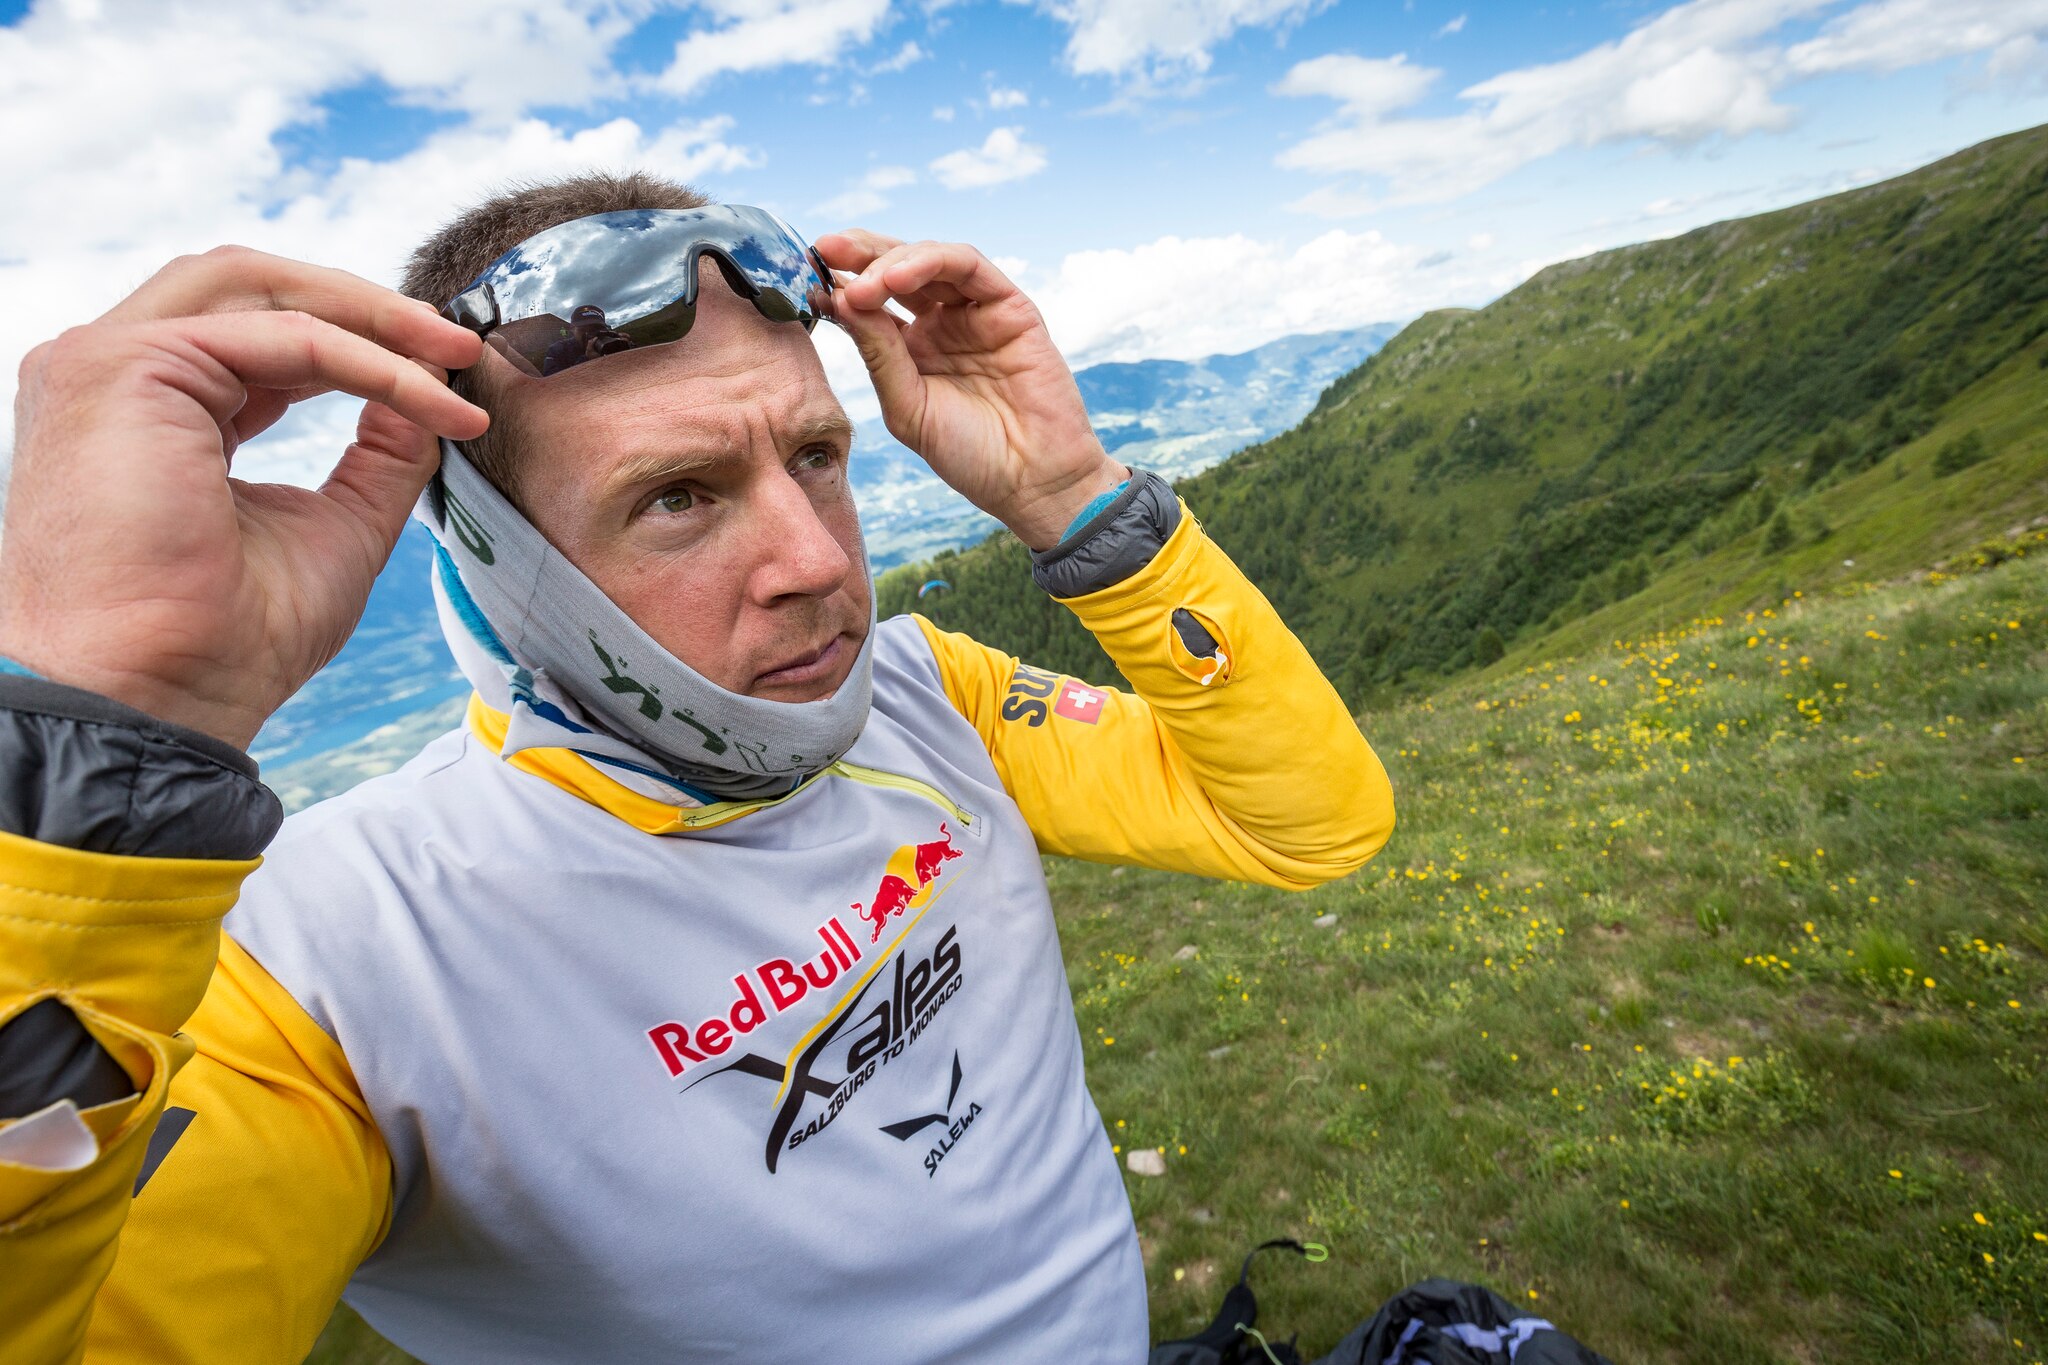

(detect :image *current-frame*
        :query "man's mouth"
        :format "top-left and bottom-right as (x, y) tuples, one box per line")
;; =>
(754, 635), (848, 693)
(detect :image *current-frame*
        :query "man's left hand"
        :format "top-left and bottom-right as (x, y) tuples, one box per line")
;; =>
(814, 230), (1126, 553)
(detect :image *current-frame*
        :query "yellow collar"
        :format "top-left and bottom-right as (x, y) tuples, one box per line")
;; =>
(464, 695), (815, 833)
(464, 696), (974, 835)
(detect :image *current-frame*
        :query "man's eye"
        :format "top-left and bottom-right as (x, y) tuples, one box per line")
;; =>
(653, 488), (696, 514)
(795, 446), (837, 472)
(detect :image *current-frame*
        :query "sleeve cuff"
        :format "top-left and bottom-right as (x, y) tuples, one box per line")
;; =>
(1030, 468), (1183, 599)
(0, 674), (282, 861)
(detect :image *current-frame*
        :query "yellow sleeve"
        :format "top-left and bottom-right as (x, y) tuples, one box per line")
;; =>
(0, 829), (388, 1365)
(86, 934), (391, 1364)
(916, 505), (1394, 889)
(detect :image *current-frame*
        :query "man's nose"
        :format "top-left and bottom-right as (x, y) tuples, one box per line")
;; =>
(746, 468), (852, 603)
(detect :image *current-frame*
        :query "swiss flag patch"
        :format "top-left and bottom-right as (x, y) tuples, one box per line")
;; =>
(1053, 680), (1107, 724)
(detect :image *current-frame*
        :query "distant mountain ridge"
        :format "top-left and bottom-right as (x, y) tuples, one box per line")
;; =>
(848, 322), (1399, 569)
(881, 124), (2048, 700)
(252, 322), (1399, 768)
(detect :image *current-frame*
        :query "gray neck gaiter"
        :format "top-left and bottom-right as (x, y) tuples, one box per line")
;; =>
(415, 440), (874, 804)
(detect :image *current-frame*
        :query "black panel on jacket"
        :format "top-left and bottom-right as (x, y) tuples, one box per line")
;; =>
(0, 673), (282, 861)
(1031, 468), (1183, 600)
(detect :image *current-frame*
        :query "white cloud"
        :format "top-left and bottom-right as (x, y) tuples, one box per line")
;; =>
(986, 84), (1031, 108)
(0, 0), (659, 263)
(1786, 0), (2048, 74)
(1984, 33), (2048, 92)
(1272, 52), (1440, 121)
(812, 322), (887, 427)
(932, 103), (956, 120)
(0, 107), (758, 472)
(815, 164), (918, 218)
(1437, 13), (1467, 37)
(1023, 226), (1501, 367)
(1274, 0), (2048, 213)
(1275, 0), (1831, 209)
(652, 0), (894, 98)
(867, 39), (928, 73)
(1022, 0), (1334, 85)
(0, 0), (944, 472)
(929, 126), (1049, 188)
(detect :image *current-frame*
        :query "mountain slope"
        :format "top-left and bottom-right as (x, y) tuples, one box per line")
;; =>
(879, 125), (2048, 700)
(852, 322), (1398, 569)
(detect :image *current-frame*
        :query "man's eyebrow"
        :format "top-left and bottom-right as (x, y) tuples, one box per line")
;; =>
(789, 412), (857, 448)
(603, 448), (735, 499)
(601, 413), (857, 500)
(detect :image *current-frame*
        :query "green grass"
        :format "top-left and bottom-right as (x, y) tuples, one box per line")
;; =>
(308, 532), (2048, 1365)
(1056, 537), (2048, 1362)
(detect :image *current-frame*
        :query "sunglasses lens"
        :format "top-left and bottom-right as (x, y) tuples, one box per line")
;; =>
(456, 206), (831, 378)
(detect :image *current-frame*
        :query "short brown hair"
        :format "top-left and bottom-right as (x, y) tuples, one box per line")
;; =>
(400, 172), (712, 500)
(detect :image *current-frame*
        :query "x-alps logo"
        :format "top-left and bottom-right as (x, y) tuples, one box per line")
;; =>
(1002, 663), (1108, 727)
(641, 823), (972, 1173)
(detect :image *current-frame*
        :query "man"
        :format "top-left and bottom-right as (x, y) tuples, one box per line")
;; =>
(0, 174), (1394, 1363)
(540, 303), (633, 377)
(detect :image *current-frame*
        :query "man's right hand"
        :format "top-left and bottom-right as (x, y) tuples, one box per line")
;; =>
(0, 247), (488, 751)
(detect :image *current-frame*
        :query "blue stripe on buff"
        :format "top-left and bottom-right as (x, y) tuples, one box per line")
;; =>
(415, 440), (877, 804)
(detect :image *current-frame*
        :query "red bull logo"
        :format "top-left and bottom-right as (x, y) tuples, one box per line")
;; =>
(855, 822), (963, 943)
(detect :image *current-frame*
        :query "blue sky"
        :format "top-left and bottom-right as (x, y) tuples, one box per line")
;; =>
(3, 0), (2047, 483)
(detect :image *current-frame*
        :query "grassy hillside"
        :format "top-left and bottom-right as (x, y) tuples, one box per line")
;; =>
(880, 125), (2048, 702)
(311, 523), (2047, 1365)
(1063, 535), (2048, 1361)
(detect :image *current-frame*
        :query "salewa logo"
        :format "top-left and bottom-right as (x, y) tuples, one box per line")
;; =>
(881, 1050), (983, 1179)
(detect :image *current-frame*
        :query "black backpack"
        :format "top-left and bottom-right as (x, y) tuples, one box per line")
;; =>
(1147, 1239), (1319, 1365)
(1149, 1240), (1616, 1365)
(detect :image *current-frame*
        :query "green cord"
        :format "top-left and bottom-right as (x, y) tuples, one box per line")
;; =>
(1229, 1240), (1330, 1362)
(1235, 1322), (1285, 1365)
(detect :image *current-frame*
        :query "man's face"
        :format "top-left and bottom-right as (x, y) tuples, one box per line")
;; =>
(489, 274), (871, 704)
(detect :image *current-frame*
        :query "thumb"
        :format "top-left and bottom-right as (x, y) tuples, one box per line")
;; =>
(832, 299), (926, 442)
(320, 395), (446, 555)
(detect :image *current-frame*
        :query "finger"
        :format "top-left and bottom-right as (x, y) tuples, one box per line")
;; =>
(813, 229), (903, 274)
(319, 393), (443, 554)
(830, 296), (926, 436)
(161, 311), (488, 442)
(878, 242), (1017, 308)
(840, 240), (972, 315)
(226, 387), (294, 455)
(104, 246), (483, 372)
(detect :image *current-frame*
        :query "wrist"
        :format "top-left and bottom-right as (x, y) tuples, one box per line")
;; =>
(1002, 456), (1130, 553)
(0, 643), (262, 753)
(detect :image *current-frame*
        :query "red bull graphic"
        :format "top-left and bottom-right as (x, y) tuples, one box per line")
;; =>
(855, 822), (963, 943)
(646, 916), (861, 1078)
